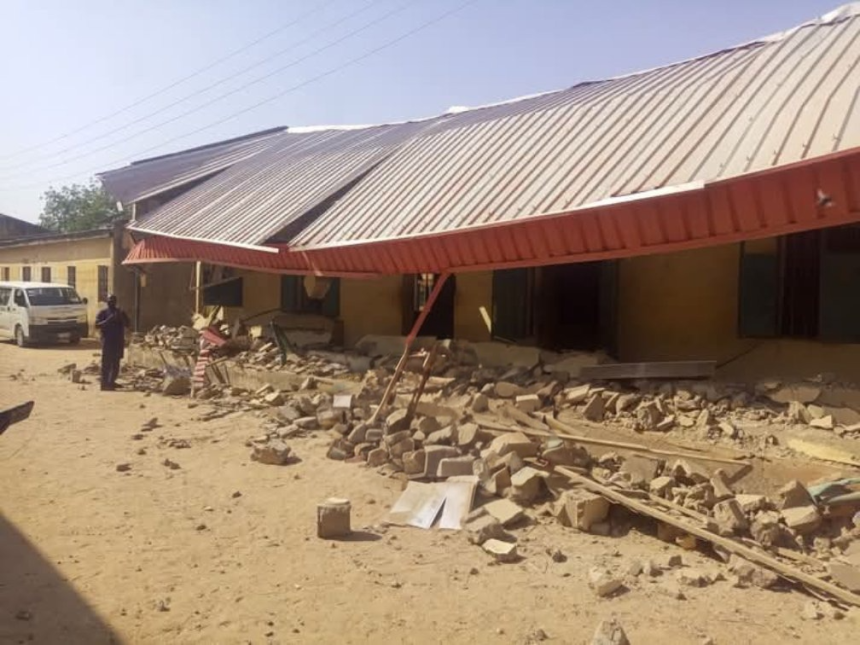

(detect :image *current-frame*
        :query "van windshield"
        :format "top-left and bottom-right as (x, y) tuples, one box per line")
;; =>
(25, 287), (83, 306)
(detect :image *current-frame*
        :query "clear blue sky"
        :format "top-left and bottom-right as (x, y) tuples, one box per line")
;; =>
(0, 0), (841, 222)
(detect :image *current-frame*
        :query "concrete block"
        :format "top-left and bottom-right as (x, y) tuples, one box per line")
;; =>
(251, 440), (292, 465)
(423, 445), (461, 477)
(781, 505), (821, 535)
(416, 416), (440, 434)
(465, 515), (506, 545)
(515, 394), (541, 413)
(390, 438), (415, 458)
(620, 455), (659, 487)
(347, 423), (368, 444)
(438, 456), (477, 478)
(366, 447), (389, 467)
(471, 393), (489, 413)
(456, 422), (479, 448)
(810, 415), (834, 429)
(483, 467), (512, 496)
(649, 476), (675, 497)
(710, 469), (734, 501)
(509, 466), (545, 503)
(263, 391), (285, 406)
(425, 426), (455, 445)
(583, 394), (606, 422)
(402, 450), (426, 475)
(555, 489), (609, 531)
(386, 408), (410, 433)
(317, 498), (351, 539)
(588, 567), (623, 597)
(778, 480), (813, 509)
(735, 494), (767, 514)
(317, 409), (343, 429)
(482, 538), (518, 563)
(713, 499), (748, 535)
(486, 431), (538, 459)
(563, 384), (591, 405)
(494, 381), (524, 398)
(483, 498), (525, 527)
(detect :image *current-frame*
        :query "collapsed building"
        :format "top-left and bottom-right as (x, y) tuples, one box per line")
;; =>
(88, 4), (860, 609)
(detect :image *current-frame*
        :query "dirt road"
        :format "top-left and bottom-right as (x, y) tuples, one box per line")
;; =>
(1, 342), (856, 644)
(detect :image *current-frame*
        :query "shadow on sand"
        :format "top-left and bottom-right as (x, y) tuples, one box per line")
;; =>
(0, 514), (119, 644)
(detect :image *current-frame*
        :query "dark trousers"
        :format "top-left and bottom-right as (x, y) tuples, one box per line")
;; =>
(101, 345), (122, 388)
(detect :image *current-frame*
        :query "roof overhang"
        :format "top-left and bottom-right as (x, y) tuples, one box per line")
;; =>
(124, 149), (860, 276)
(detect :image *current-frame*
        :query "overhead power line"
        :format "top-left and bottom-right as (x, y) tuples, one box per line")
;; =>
(0, 0), (413, 179)
(0, 0), (481, 193)
(0, 0), (337, 163)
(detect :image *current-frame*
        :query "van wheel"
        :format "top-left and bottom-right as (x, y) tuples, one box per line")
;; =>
(15, 326), (28, 348)
(69, 335), (81, 345)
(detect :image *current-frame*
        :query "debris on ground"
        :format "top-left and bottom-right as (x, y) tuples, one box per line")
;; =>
(70, 320), (860, 607)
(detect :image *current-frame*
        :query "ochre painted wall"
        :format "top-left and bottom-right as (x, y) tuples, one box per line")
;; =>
(340, 276), (403, 346)
(138, 263), (196, 331)
(618, 243), (747, 364)
(0, 236), (113, 333)
(617, 241), (860, 383)
(221, 270), (282, 323)
(454, 271), (493, 342)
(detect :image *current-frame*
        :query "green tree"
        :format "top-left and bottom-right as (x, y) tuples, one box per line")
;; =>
(39, 180), (122, 232)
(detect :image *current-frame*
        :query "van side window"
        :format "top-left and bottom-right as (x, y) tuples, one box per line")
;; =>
(14, 290), (27, 307)
(0, 288), (9, 306)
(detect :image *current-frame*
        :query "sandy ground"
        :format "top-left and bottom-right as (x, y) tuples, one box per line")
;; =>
(1, 342), (858, 645)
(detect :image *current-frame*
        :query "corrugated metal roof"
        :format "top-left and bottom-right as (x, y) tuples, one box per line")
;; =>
(126, 148), (860, 274)
(293, 3), (860, 249)
(127, 4), (860, 252)
(128, 122), (436, 248)
(98, 127), (287, 205)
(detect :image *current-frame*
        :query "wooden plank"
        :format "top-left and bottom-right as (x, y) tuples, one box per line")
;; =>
(502, 405), (552, 432)
(579, 360), (716, 380)
(555, 466), (860, 607)
(786, 438), (860, 468)
(544, 415), (748, 467)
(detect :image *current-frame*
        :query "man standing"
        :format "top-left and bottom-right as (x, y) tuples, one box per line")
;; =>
(95, 294), (130, 391)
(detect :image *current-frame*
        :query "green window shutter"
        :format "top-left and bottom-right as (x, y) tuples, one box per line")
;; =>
(492, 269), (531, 342)
(738, 245), (779, 338)
(599, 260), (619, 357)
(322, 278), (340, 318)
(203, 277), (243, 307)
(819, 228), (860, 342)
(280, 275), (300, 312)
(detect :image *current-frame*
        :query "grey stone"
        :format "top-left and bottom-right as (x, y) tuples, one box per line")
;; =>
(251, 440), (292, 465)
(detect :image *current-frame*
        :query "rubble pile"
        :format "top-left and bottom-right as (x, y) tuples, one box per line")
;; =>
(311, 365), (860, 601)
(139, 325), (203, 354)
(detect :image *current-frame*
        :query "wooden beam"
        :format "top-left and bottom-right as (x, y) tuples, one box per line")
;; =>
(370, 273), (451, 424)
(555, 466), (860, 607)
(544, 415), (748, 467)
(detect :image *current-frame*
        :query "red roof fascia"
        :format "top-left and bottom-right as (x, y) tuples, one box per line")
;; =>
(126, 150), (860, 275)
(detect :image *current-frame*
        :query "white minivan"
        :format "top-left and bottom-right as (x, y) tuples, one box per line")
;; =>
(0, 281), (89, 347)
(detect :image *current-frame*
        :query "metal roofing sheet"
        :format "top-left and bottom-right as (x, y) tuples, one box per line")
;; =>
(127, 4), (860, 252)
(126, 148), (860, 275)
(292, 4), (860, 249)
(129, 122), (434, 248)
(98, 127), (287, 205)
